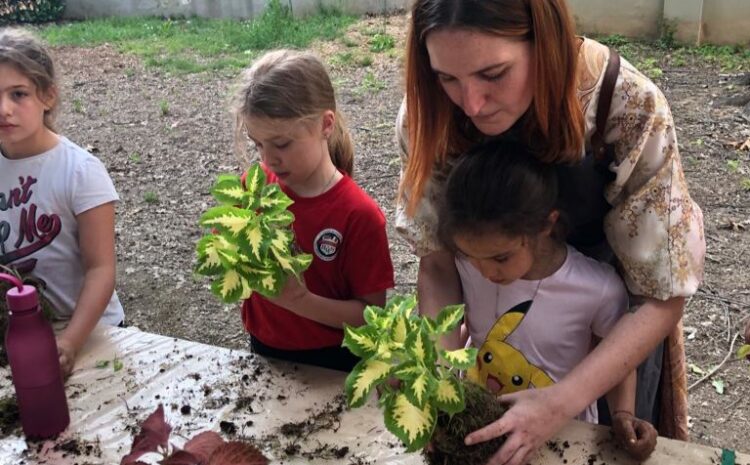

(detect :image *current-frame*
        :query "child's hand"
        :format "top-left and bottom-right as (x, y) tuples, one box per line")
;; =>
(56, 337), (77, 379)
(268, 276), (310, 312)
(612, 411), (657, 460)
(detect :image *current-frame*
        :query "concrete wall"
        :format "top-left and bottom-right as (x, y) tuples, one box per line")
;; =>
(569, 0), (664, 40)
(701, 0), (750, 45)
(61, 0), (750, 45)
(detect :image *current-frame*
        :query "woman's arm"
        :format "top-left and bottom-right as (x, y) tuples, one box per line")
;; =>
(57, 202), (117, 376)
(417, 250), (463, 350)
(465, 295), (683, 465)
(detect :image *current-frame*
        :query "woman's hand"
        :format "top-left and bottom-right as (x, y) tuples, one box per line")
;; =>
(56, 337), (77, 379)
(464, 386), (573, 465)
(612, 411), (658, 461)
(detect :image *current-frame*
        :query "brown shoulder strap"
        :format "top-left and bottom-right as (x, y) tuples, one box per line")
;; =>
(591, 48), (620, 161)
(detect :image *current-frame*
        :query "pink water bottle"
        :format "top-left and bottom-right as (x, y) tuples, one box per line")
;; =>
(1, 273), (69, 438)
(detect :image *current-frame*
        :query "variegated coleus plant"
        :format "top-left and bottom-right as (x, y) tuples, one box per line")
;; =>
(195, 164), (312, 303)
(342, 295), (478, 451)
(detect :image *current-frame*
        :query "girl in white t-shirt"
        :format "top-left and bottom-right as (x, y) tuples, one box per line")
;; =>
(437, 139), (656, 460)
(0, 29), (123, 377)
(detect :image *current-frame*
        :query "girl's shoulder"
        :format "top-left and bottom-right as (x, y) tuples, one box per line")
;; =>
(336, 176), (386, 221)
(560, 246), (624, 294)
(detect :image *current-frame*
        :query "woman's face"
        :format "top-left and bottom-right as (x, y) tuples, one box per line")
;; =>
(425, 29), (534, 136)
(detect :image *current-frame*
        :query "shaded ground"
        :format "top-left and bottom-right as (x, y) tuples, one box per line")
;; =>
(44, 13), (749, 453)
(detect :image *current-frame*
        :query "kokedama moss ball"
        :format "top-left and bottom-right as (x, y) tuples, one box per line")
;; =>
(424, 381), (508, 465)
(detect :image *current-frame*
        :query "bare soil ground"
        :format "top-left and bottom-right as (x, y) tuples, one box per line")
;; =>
(46, 14), (749, 453)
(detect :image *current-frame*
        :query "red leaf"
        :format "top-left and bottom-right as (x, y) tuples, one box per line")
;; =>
(183, 431), (225, 463)
(161, 450), (202, 465)
(120, 405), (173, 465)
(207, 442), (270, 465)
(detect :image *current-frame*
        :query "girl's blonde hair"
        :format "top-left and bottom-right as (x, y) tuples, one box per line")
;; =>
(232, 49), (354, 175)
(0, 28), (58, 131)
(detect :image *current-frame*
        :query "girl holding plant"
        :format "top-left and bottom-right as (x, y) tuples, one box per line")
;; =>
(0, 29), (124, 377)
(231, 49), (394, 372)
(395, 0), (705, 463)
(437, 139), (657, 461)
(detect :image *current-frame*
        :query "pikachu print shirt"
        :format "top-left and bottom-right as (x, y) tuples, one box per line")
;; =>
(458, 246), (629, 423)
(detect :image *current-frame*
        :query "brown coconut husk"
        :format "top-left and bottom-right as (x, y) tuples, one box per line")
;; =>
(423, 381), (508, 465)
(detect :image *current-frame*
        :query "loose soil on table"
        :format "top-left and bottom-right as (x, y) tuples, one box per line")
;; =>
(12, 12), (749, 454)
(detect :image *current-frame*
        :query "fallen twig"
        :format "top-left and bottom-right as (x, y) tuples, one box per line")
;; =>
(688, 332), (741, 392)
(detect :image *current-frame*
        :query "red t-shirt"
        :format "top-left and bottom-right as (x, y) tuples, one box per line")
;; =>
(241, 168), (395, 350)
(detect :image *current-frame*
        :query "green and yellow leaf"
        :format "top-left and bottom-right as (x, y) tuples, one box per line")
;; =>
(243, 164), (266, 200)
(211, 174), (246, 206)
(342, 325), (380, 358)
(441, 347), (478, 370)
(260, 183), (294, 213)
(390, 313), (409, 345)
(345, 359), (392, 408)
(434, 376), (465, 414)
(210, 269), (246, 303)
(402, 370), (436, 409)
(200, 206), (253, 237)
(383, 393), (436, 452)
(405, 323), (435, 366)
(434, 304), (465, 334)
(195, 236), (225, 275)
(737, 344), (750, 360)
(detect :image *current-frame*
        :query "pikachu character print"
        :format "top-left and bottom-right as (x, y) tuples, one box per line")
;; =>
(466, 300), (554, 395)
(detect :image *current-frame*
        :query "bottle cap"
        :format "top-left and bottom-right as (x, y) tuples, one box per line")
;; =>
(6, 284), (39, 313)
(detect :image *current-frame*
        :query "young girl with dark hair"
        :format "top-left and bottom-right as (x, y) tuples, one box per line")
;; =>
(438, 139), (656, 460)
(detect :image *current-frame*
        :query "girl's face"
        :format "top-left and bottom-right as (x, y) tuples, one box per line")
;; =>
(0, 63), (56, 159)
(245, 112), (334, 195)
(453, 232), (536, 285)
(425, 29), (534, 136)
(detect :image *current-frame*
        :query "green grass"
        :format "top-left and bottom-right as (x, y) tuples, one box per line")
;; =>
(369, 33), (395, 52)
(39, 1), (356, 74)
(595, 34), (750, 73)
(143, 191), (159, 204)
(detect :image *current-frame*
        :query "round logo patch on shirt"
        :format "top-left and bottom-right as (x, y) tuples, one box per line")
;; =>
(314, 228), (342, 262)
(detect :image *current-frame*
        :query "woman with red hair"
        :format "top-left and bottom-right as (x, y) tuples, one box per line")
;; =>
(395, 1), (705, 464)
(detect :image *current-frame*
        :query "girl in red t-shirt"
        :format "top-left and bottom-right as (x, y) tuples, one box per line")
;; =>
(231, 49), (395, 371)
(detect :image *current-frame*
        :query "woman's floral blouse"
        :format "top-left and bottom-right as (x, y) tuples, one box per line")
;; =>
(395, 38), (705, 301)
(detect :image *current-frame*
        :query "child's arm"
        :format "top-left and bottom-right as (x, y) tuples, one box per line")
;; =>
(606, 368), (658, 460)
(57, 202), (117, 376)
(269, 276), (381, 328)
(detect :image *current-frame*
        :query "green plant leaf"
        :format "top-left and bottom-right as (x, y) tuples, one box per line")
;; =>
(113, 357), (124, 372)
(260, 183), (294, 213)
(390, 313), (409, 345)
(401, 368), (437, 409)
(243, 164), (266, 202)
(737, 344), (750, 360)
(711, 378), (725, 394)
(441, 347), (478, 370)
(95, 360), (109, 368)
(344, 358), (392, 408)
(211, 174), (246, 206)
(211, 269), (248, 303)
(199, 206), (253, 237)
(405, 321), (435, 366)
(434, 376), (465, 415)
(434, 304), (465, 334)
(342, 325), (380, 358)
(383, 392), (436, 452)
(262, 210), (295, 228)
(393, 361), (422, 380)
(195, 235), (226, 275)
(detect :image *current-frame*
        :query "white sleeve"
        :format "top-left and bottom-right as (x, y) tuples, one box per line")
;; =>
(71, 156), (119, 215)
